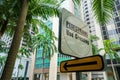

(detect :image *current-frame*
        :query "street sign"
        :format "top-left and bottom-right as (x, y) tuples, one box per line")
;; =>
(58, 8), (92, 58)
(60, 55), (105, 72)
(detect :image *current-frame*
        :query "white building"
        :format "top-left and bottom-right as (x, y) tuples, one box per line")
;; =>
(81, 0), (120, 80)
(0, 32), (33, 79)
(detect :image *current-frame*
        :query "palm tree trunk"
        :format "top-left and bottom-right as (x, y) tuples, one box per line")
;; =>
(111, 59), (117, 80)
(1, 0), (29, 79)
(42, 57), (45, 80)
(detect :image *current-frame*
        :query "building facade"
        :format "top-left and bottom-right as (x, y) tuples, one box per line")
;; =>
(0, 30), (34, 79)
(81, 0), (120, 80)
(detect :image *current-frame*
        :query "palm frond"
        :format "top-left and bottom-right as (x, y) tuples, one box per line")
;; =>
(72, 0), (81, 5)
(92, 0), (114, 25)
(29, 0), (60, 20)
(0, 56), (7, 65)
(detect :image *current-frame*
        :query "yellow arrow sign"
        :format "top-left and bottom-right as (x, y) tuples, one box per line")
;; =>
(60, 55), (105, 72)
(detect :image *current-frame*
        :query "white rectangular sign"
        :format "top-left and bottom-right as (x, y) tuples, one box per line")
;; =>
(58, 8), (92, 58)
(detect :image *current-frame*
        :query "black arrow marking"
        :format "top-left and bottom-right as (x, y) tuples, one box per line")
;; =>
(63, 61), (97, 71)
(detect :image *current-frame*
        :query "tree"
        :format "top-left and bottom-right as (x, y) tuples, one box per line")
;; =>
(33, 30), (57, 80)
(1, 0), (62, 79)
(0, 0), (21, 38)
(24, 21), (57, 80)
(1, 0), (29, 79)
(103, 39), (120, 80)
(91, 36), (120, 80)
(103, 39), (120, 61)
(90, 35), (103, 55)
(0, 0), (62, 38)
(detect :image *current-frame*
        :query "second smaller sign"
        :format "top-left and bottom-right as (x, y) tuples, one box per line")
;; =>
(60, 55), (105, 72)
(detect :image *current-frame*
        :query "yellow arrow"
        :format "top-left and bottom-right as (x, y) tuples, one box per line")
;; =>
(60, 55), (105, 72)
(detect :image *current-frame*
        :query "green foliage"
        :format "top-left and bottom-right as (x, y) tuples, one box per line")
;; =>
(0, 0), (62, 37)
(0, 40), (8, 53)
(19, 47), (31, 58)
(91, 36), (120, 61)
(18, 64), (24, 70)
(28, 0), (62, 20)
(90, 35), (99, 42)
(0, 56), (6, 65)
(0, 0), (22, 36)
(90, 35), (103, 55)
(92, 0), (114, 25)
(92, 44), (104, 55)
(21, 19), (57, 60)
(103, 39), (120, 61)
(29, 33), (57, 59)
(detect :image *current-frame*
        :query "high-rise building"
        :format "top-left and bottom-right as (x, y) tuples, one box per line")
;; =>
(81, 0), (120, 80)
(0, 29), (34, 79)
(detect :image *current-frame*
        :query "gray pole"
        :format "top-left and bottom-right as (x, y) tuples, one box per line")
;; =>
(76, 72), (82, 80)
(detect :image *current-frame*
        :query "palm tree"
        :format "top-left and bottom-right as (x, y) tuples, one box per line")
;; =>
(90, 36), (120, 80)
(103, 39), (120, 80)
(27, 22), (57, 58)
(34, 33), (57, 80)
(0, 0), (63, 38)
(0, 0), (62, 79)
(0, 0), (21, 38)
(90, 35), (103, 55)
(90, 35), (120, 80)
(1, 0), (29, 79)
(103, 39), (120, 61)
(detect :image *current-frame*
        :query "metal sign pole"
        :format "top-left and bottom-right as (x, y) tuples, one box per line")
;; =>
(76, 72), (81, 80)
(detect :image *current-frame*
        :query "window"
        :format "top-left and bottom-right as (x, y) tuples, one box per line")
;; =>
(116, 29), (118, 33)
(118, 28), (120, 33)
(103, 31), (107, 35)
(86, 18), (89, 21)
(84, 1), (87, 3)
(85, 4), (87, 6)
(87, 22), (90, 24)
(102, 26), (106, 30)
(115, 17), (120, 22)
(85, 7), (88, 10)
(104, 36), (109, 40)
(114, 12), (118, 16)
(117, 5), (120, 10)
(89, 30), (91, 33)
(85, 11), (88, 13)
(117, 22), (120, 27)
(86, 14), (89, 17)
(116, 0), (119, 5)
